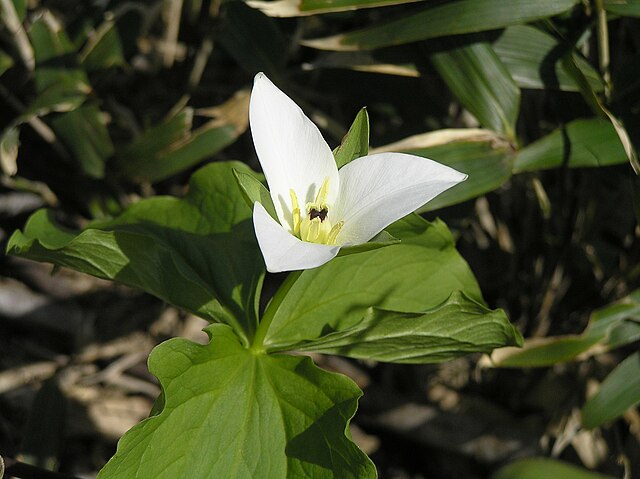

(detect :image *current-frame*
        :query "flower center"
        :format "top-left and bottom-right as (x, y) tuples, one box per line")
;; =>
(290, 177), (343, 245)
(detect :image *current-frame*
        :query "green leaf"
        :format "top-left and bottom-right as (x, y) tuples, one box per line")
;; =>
(79, 18), (125, 71)
(333, 107), (369, 168)
(338, 230), (400, 255)
(431, 41), (520, 139)
(491, 289), (640, 367)
(248, 0), (426, 17)
(260, 214), (485, 350)
(118, 93), (247, 182)
(582, 352), (640, 428)
(303, 0), (578, 51)
(98, 324), (375, 478)
(603, 0), (640, 16)
(20, 77), (89, 118)
(28, 12), (89, 93)
(287, 292), (522, 363)
(492, 26), (604, 92)
(492, 458), (617, 479)
(513, 118), (628, 172)
(218, 2), (287, 78)
(50, 104), (114, 179)
(7, 162), (265, 343)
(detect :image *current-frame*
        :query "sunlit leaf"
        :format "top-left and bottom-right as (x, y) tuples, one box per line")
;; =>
(79, 18), (125, 71)
(582, 352), (640, 428)
(303, 0), (578, 51)
(248, 0), (426, 17)
(118, 91), (249, 182)
(431, 41), (520, 139)
(333, 107), (369, 168)
(286, 292), (522, 363)
(603, 0), (640, 16)
(7, 162), (265, 343)
(490, 289), (640, 367)
(261, 214), (485, 349)
(514, 118), (628, 172)
(98, 324), (375, 478)
(492, 26), (603, 92)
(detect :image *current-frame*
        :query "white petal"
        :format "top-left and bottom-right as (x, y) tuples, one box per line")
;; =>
(332, 153), (467, 244)
(253, 202), (340, 273)
(250, 73), (339, 232)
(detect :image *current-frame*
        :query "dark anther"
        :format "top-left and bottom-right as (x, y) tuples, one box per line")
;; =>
(309, 208), (328, 222)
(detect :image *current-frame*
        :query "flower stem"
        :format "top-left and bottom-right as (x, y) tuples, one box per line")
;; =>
(250, 270), (303, 352)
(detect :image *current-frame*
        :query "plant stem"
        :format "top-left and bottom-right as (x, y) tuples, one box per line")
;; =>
(594, 0), (611, 100)
(250, 270), (303, 351)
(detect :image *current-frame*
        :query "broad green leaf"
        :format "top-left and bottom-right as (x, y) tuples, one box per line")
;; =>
(218, 2), (287, 78)
(333, 107), (369, 168)
(260, 214), (484, 349)
(50, 104), (114, 179)
(492, 26), (604, 92)
(492, 458), (617, 479)
(248, 0), (426, 17)
(285, 292), (522, 363)
(303, 0), (578, 51)
(491, 290), (640, 367)
(98, 324), (375, 478)
(604, 0), (640, 16)
(0, 49), (13, 76)
(79, 18), (125, 71)
(7, 162), (265, 343)
(582, 352), (640, 428)
(0, 127), (19, 176)
(431, 42), (520, 139)
(514, 118), (628, 172)
(373, 129), (514, 211)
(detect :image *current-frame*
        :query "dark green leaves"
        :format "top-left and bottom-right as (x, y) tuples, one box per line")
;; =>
(582, 352), (640, 429)
(98, 324), (375, 479)
(290, 292), (522, 363)
(303, 0), (578, 50)
(7, 162), (264, 343)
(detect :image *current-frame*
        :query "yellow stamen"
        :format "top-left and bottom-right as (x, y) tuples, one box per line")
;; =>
(327, 221), (344, 245)
(290, 189), (300, 235)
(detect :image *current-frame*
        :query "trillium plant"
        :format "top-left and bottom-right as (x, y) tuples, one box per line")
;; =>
(7, 73), (522, 478)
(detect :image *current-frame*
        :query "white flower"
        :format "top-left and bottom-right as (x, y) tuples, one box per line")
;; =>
(250, 72), (467, 273)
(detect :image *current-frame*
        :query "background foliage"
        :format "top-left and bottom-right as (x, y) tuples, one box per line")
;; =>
(1, 0), (639, 478)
